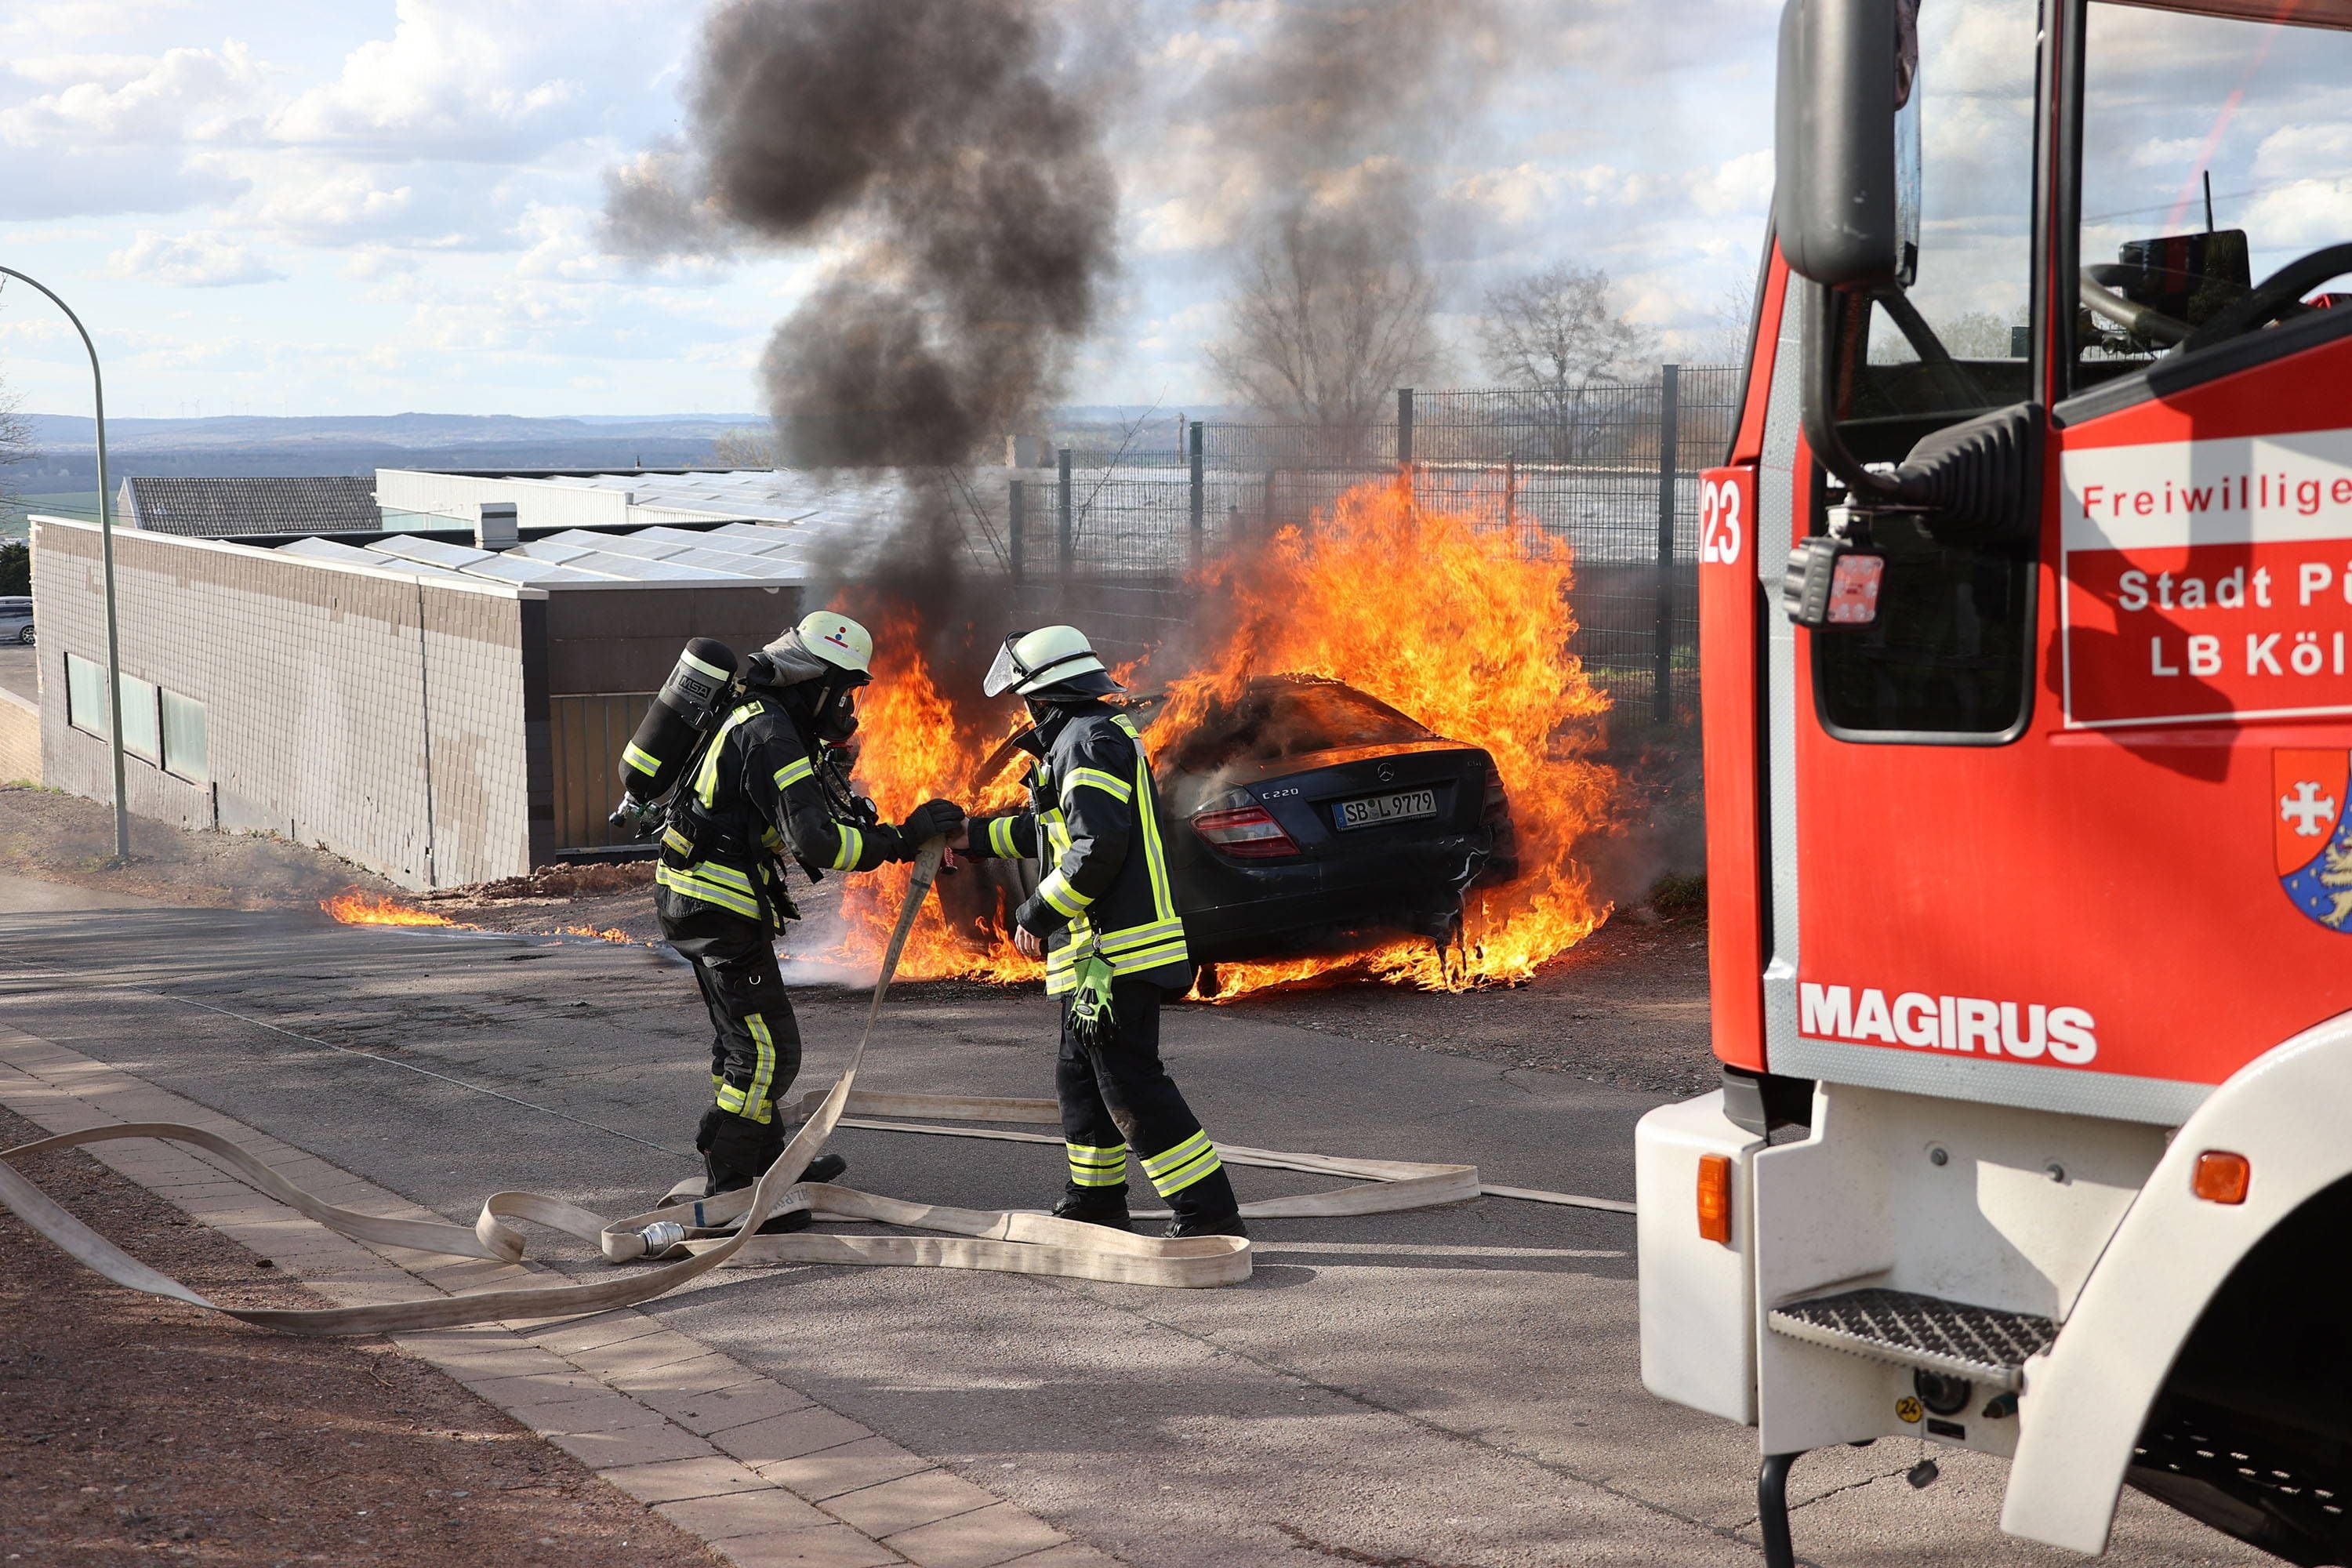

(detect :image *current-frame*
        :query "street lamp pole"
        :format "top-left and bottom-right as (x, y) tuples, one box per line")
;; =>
(2, 266), (128, 862)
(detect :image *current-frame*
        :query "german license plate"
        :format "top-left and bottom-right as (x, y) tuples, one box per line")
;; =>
(1337, 787), (1437, 830)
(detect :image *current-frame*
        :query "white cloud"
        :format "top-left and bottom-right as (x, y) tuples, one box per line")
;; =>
(106, 229), (283, 286)
(268, 0), (658, 161)
(0, 40), (265, 146)
(1688, 149), (1773, 217)
(249, 165), (417, 239)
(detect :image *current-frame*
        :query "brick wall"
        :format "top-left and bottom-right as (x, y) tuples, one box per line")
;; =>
(0, 688), (38, 784)
(31, 519), (537, 889)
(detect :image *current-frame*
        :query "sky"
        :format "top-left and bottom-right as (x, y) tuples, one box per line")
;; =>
(0, 0), (1786, 422)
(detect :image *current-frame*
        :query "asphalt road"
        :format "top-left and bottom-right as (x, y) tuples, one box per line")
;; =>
(0, 875), (2262, 1567)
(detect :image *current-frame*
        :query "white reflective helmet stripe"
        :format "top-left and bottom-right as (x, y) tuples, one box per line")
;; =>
(796, 611), (873, 675)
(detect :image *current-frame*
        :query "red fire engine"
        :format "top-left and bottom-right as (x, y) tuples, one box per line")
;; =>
(1638, 0), (2352, 1562)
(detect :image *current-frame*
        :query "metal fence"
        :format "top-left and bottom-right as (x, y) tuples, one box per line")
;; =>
(1001, 365), (1739, 724)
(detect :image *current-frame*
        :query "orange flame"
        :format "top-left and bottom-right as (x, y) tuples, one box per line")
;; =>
(813, 620), (1044, 985)
(319, 888), (455, 927)
(554, 924), (637, 944)
(1140, 474), (1614, 996)
(815, 474), (1615, 996)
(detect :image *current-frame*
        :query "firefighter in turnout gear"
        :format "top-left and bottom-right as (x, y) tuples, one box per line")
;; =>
(961, 625), (1246, 1239)
(656, 610), (964, 1210)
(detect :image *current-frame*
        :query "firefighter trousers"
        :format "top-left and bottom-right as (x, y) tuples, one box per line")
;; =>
(1056, 978), (1239, 1221)
(656, 885), (803, 1193)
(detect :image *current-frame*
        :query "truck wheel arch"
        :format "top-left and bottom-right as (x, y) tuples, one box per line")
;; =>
(2002, 1007), (2352, 1555)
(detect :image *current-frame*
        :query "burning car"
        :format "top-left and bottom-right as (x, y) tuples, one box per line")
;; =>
(940, 674), (1517, 989)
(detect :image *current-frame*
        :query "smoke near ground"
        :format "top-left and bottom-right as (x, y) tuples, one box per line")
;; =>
(607, 0), (1118, 470)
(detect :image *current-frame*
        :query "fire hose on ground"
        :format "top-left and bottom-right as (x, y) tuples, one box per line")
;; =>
(0, 841), (1632, 1335)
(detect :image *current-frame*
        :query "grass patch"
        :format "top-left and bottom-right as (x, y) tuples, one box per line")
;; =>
(1647, 872), (1707, 919)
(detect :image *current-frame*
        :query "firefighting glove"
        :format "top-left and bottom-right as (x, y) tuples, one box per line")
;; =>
(896, 798), (966, 848)
(1067, 953), (1118, 1049)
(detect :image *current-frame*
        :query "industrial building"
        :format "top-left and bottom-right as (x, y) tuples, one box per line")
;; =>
(28, 467), (988, 890)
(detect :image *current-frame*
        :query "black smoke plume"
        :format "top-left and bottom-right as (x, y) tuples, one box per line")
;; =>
(611, 0), (1118, 470)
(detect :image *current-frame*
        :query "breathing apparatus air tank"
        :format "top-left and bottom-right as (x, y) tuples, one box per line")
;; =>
(608, 637), (738, 837)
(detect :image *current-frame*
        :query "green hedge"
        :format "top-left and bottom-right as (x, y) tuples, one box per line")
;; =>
(0, 542), (26, 597)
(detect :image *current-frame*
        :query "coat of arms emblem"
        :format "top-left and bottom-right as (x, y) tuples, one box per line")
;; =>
(2276, 750), (2352, 933)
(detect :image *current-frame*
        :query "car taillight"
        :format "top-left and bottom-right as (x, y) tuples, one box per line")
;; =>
(1192, 804), (1301, 859)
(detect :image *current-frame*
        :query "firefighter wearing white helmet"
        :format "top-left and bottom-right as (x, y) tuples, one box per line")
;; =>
(657, 609), (964, 1210)
(964, 626), (1246, 1238)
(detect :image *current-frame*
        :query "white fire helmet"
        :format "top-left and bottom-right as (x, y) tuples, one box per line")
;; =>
(984, 624), (1121, 699)
(793, 611), (873, 677)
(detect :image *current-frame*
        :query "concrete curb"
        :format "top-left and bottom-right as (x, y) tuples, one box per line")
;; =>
(0, 1022), (1120, 1568)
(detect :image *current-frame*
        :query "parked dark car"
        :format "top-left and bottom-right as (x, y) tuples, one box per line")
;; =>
(939, 675), (1515, 982)
(0, 597), (31, 645)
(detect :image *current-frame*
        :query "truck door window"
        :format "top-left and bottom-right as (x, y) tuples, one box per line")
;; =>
(2074, 2), (2352, 392)
(1820, 0), (2042, 740)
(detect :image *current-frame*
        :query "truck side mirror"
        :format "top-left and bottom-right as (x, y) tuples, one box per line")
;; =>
(1773, 0), (1918, 292)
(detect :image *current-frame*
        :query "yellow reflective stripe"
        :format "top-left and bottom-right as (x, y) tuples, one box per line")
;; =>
(655, 862), (761, 919)
(697, 702), (763, 808)
(662, 826), (693, 855)
(760, 827), (781, 850)
(1131, 742), (1178, 925)
(745, 1014), (778, 1122)
(989, 815), (1020, 858)
(624, 742), (660, 777)
(1106, 939), (1189, 975)
(773, 756), (815, 791)
(1098, 917), (1184, 953)
(1066, 1142), (1128, 1186)
(1038, 870), (1090, 917)
(829, 824), (863, 871)
(1152, 1145), (1224, 1196)
(713, 1080), (749, 1112)
(688, 860), (754, 891)
(1062, 767), (1133, 805)
(1140, 1131), (1212, 1178)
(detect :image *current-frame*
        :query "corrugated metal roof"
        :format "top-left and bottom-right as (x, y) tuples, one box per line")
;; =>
(261, 464), (1011, 587)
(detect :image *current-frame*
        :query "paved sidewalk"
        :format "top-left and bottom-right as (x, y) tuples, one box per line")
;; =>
(0, 1021), (1114, 1568)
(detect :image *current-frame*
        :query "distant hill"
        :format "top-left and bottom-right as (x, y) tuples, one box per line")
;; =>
(13, 411), (773, 488)
(11, 406), (1252, 487)
(21, 412), (769, 449)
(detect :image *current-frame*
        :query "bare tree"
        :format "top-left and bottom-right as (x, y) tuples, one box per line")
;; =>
(0, 372), (31, 501)
(1208, 209), (1443, 459)
(1475, 263), (1657, 463)
(1479, 263), (1656, 391)
(1697, 281), (1759, 368)
(712, 426), (779, 468)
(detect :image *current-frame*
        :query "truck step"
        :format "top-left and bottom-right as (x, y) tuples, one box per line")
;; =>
(1766, 1287), (2057, 1391)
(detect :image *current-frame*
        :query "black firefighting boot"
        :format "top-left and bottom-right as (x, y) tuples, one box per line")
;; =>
(1165, 1210), (1249, 1240)
(1051, 1187), (1134, 1232)
(697, 1109), (846, 1196)
(1163, 1161), (1246, 1239)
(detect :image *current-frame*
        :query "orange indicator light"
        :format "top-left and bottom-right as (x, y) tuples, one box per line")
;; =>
(1697, 1153), (1733, 1243)
(2192, 1150), (2251, 1206)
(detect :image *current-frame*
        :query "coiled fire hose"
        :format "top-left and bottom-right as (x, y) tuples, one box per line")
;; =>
(0, 840), (1623, 1335)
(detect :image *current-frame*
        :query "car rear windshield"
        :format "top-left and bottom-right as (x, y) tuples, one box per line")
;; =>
(1163, 680), (1430, 772)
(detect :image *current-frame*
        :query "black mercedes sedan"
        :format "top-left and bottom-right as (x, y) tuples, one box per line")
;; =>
(940, 674), (1516, 982)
